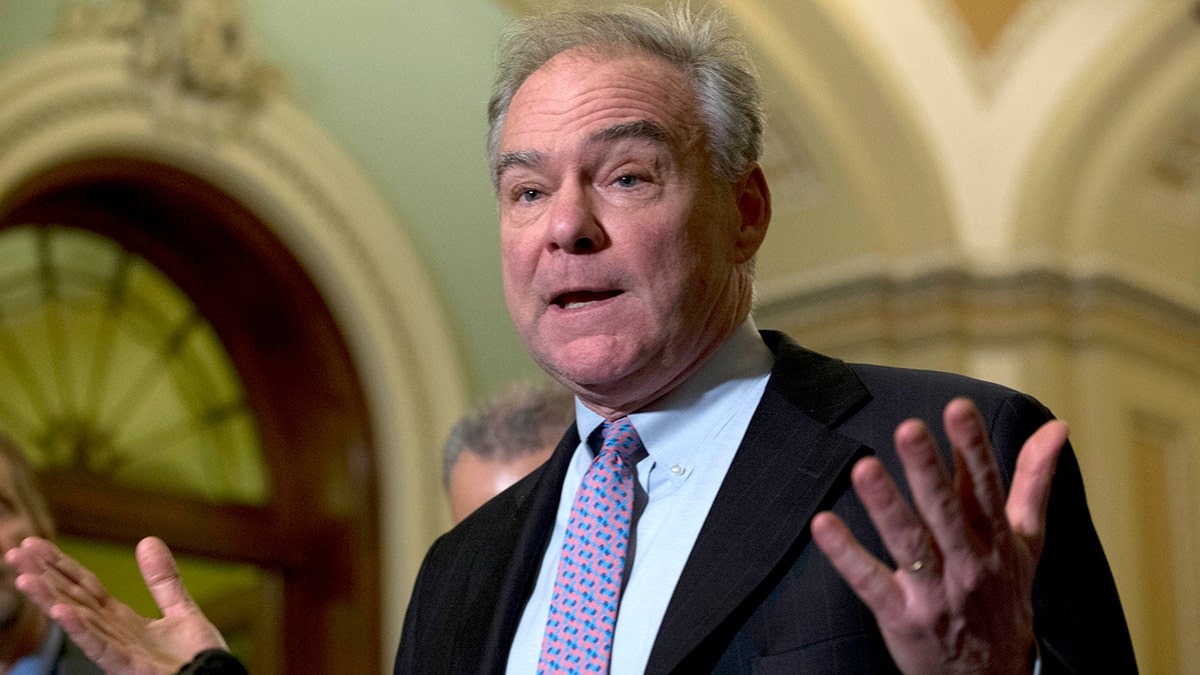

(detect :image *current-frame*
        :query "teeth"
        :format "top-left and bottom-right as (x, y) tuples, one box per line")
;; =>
(563, 301), (589, 309)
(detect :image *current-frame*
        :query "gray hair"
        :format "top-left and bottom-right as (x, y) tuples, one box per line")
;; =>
(487, 3), (764, 187)
(442, 381), (576, 487)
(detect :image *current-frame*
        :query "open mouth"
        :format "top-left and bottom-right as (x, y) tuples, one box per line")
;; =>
(553, 289), (622, 310)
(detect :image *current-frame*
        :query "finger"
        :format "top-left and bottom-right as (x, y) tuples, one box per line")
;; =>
(1005, 419), (1066, 560)
(49, 599), (129, 645)
(15, 565), (134, 647)
(52, 604), (139, 673)
(943, 398), (1008, 534)
(11, 541), (111, 612)
(848, 455), (939, 576)
(137, 537), (198, 618)
(6, 537), (63, 575)
(951, 446), (992, 546)
(14, 572), (70, 616)
(811, 511), (906, 621)
(894, 418), (970, 563)
(41, 553), (112, 609)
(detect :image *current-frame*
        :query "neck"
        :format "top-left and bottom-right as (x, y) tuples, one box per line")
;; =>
(575, 303), (753, 420)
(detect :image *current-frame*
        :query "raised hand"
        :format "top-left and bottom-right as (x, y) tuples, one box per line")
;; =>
(5, 536), (228, 675)
(811, 397), (1065, 674)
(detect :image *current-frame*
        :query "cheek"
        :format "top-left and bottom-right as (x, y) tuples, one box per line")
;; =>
(644, 238), (709, 299)
(500, 268), (528, 330)
(499, 240), (530, 295)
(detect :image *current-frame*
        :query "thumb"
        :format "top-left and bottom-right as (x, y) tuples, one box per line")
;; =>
(1005, 419), (1067, 561)
(135, 537), (197, 618)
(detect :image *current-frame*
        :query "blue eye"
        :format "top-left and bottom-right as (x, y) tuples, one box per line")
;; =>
(519, 189), (542, 202)
(615, 175), (639, 188)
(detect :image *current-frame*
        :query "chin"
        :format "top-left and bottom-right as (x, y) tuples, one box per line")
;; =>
(537, 339), (644, 388)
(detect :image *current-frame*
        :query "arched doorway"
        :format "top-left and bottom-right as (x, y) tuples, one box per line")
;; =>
(0, 157), (379, 674)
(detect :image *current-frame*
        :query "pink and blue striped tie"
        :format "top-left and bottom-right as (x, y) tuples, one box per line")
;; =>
(538, 416), (642, 674)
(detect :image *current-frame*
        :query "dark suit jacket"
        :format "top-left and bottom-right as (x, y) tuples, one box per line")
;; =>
(396, 331), (1136, 673)
(50, 629), (103, 675)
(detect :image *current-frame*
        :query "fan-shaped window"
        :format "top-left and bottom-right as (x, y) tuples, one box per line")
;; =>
(0, 224), (268, 503)
(0, 157), (380, 675)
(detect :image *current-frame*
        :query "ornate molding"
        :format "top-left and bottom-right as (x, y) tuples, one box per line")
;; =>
(755, 261), (1200, 378)
(56, 0), (280, 137)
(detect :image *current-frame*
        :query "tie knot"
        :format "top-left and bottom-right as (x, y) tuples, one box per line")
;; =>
(599, 416), (643, 458)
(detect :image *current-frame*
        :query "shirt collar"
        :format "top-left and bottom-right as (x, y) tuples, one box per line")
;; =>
(574, 317), (774, 466)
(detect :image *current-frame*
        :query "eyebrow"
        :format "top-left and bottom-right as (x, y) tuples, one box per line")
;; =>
(589, 119), (672, 146)
(495, 150), (543, 184)
(494, 120), (673, 183)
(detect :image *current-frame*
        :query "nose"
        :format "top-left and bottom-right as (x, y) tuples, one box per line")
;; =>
(547, 181), (606, 254)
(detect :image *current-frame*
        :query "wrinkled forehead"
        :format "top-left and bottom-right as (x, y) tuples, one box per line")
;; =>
(499, 48), (705, 158)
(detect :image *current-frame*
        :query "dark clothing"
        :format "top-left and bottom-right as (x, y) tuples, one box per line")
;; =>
(396, 331), (1136, 673)
(48, 629), (103, 675)
(175, 650), (248, 675)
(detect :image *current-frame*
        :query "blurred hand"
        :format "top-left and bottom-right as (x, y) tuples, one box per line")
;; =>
(6, 536), (227, 675)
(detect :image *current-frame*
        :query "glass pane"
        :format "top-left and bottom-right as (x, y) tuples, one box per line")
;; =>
(0, 225), (269, 504)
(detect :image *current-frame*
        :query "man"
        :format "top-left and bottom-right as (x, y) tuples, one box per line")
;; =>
(0, 434), (103, 674)
(398, 4), (1134, 673)
(444, 381), (576, 524)
(8, 4), (1136, 674)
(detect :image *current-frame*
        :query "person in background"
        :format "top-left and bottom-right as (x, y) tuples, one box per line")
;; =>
(443, 380), (575, 523)
(0, 434), (103, 675)
(9, 3), (1137, 674)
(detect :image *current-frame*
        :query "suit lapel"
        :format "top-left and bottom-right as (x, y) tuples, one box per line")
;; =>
(646, 331), (873, 673)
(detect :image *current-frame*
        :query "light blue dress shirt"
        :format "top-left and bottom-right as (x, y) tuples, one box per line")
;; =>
(507, 319), (774, 673)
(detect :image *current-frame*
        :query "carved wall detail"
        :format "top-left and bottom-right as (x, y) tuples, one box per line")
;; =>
(1148, 114), (1200, 227)
(56, 0), (280, 137)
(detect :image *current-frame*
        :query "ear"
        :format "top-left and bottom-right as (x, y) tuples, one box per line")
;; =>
(732, 162), (771, 265)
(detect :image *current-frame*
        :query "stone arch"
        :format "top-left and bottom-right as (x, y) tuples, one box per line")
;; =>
(1015, 1), (1200, 311)
(724, 0), (958, 304)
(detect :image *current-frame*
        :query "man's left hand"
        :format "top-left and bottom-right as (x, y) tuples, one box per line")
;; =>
(811, 397), (1065, 674)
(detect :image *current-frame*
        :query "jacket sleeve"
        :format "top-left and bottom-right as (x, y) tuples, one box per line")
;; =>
(175, 649), (249, 675)
(991, 393), (1138, 673)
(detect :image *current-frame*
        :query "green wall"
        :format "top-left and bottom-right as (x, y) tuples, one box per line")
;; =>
(242, 0), (538, 395)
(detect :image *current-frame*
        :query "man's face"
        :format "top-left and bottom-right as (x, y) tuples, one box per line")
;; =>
(0, 460), (43, 625)
(496, 49), (763, 415)
(447, 448), (553, 524)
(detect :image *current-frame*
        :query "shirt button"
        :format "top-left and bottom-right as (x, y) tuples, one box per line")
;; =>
(670, 464), (686, 476)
